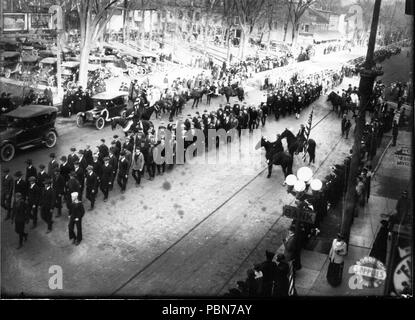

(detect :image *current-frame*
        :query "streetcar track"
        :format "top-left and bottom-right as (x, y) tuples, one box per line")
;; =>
(111, 101), (337, 295)
(216, 127), (344, 294)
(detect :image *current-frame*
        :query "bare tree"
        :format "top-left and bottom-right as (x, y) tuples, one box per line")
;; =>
(283, 0), (315, 45)
(63, 0), (120, 88)
(233, 0), (266, 59)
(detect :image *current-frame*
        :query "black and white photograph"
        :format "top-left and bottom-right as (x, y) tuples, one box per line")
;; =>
(0, 0), (413, 308)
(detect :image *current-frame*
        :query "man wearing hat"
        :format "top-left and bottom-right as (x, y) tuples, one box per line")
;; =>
(37, 164), (49, 189)
(84, 145), (94, 166)
(98, 139), (109, 162)
(74, 161), (85, 200)
(258, 250), (278, 296)
(52, 169), (65, 217)
(14, 171), (27, 203)
(25, 159), (37, 184)
(85, 165), (98, 210)
(60, 156), (73, 183)
(274, 254), (289, 297)
(113, 135), (122, 152)
(117, 150), (130, 193)
(68, 192), (85, 245)
(1, 168), (14, 220)
(68, 147), (79, 167)
(100, 157), (113, 201)
(27, 176), (40, 228)
(108, 148), (118, 190)
(65, 172), (81, 212)
(78, 149), (88, 171)
(48, 153), (59, 177)
(40, 178), (55, 233)
(11, 192), (29, 249)
(92, 154), (103, 184)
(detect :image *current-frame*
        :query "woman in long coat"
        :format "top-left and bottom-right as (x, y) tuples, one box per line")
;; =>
(327, 233), (347, 287)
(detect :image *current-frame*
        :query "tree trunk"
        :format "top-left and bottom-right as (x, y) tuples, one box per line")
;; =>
(226, 27), (231, 63)
(79, 32), (91, 89)
(141, 10), (145, 50)
(283, 14), (290, 42)
(203, 14), (209, 55)
(240, 27), (249, 60)
(122, 3), (127, 43)
(149, 10), (153, 50)
(56, 31), (63, 97)
(291, 22), (299, 45)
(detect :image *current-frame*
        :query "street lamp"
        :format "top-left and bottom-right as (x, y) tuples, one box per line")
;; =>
(284, 166), (322, 195)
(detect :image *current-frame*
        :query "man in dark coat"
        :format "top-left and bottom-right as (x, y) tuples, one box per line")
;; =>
(11, 193), (29, 249)
(65, 172), (81, 212)
(37, 164), (49, 189)
(100, 157), (113, 201)
(68, 192), (85, 245)
(78, 149), (88, 171)
(25, 159), (37, 184)
(274, 254), (289, 297)
(59, 156), (73, 183)
(108, 148), (118, 190)
(259, 250), (278, 296)
(92, 154), (103, 183)
(84, 145), (94, 165)
(40, 178), (55, 233)
(1, 168), (14, 220)
(14, 171), (27, 202)
(98, 139), (109, 162)
(68, 147), (79, 167)
(52, 169), (65, 217)
(117, 151), (130, 192)
(47, 153), (60, 177)
(341, 114), (347, 137)
(27, 176), (40, 228)
(74, 161), (85, 200)
(85, 166), (98, 210)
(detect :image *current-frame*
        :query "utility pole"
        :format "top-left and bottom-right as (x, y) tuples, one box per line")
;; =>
(340, 0), (383, 243)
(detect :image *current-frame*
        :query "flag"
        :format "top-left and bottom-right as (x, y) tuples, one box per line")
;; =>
(288, 260), (297, 296)
(302, 106), (314, 162)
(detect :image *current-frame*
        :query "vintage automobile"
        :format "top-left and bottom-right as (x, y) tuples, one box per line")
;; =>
(61, 61), (80, 89)
(0, 105), (58, 162)
(76, 91), (129, 130)
(0, 51), (22, 78)
(38, 57), (57, 86)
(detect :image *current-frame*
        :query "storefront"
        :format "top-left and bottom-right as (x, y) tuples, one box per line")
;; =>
(1, 0), (52, 34)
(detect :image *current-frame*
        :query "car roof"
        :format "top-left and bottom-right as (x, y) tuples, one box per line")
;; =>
(92, 91), (128, 100)
(5, 105), (58, 118)
(62, 61), (80, 68)
(40, 57), (57, 64)
(1, 51), (20, 58)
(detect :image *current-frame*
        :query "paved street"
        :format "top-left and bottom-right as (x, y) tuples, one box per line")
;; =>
(0, 48), (410, 297)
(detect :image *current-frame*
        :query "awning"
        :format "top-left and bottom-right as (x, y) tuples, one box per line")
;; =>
(313, 31), (343, 43)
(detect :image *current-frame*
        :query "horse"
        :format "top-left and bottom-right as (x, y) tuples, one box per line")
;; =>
(153, 99), (173, 116)
(219, 85), (244, 103)
(111, 116), (154, 136)
(327, 91), (342, 113)
(280, 128), (316, 160)
(255, 136), (291, 178)
(188, 87), (208, 109)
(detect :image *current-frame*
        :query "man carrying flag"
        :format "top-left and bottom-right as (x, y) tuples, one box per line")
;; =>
(302, 107), (316, 164)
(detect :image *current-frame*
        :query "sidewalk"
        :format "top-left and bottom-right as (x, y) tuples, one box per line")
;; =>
(288, 123), (412, 296)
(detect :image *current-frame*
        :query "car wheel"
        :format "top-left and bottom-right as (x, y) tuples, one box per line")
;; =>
(44, 131), (57, 148)
(95, 117), (105, 130)
(76, 113), (85, 127)
(0, 143), (15, 162)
